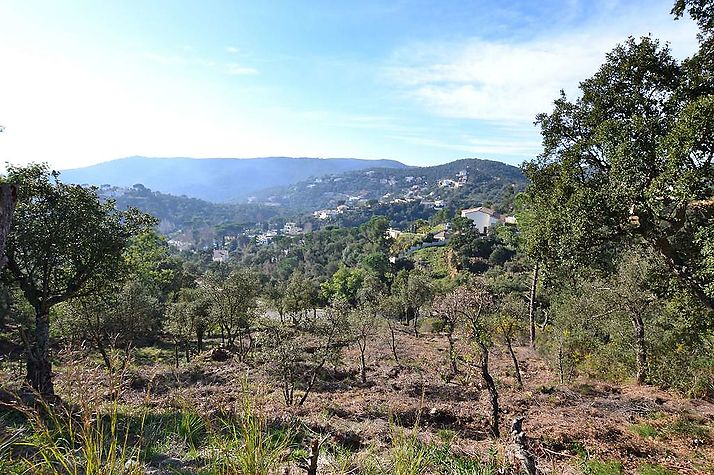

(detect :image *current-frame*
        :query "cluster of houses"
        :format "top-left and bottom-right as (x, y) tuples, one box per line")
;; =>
(211, 221), (310, 262)
(313, 204), (350, 220)
(438, 170), (469, 189)
(387, 206), (516, 246)
(307, 170), (471, 212)
(207, 206), (516, 264)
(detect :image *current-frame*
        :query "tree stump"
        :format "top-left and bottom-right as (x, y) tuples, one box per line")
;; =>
(510, 416), (536, 475)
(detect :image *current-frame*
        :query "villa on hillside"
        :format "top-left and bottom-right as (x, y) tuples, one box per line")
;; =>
(212, 249), (229, 263)
(460, 206), (502, 234)
(282, 222), (303, 236)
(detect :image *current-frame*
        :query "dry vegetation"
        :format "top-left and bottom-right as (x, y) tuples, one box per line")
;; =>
(2, 318), (711, 474)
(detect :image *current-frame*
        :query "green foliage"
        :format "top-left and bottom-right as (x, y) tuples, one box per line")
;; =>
(448, 219), (496, 273)
(322, 266), (366, 305)
(2, 163), (151, 312)
(521, 26), (714, 310)
(202, 267), (261, 355)
(282, 271), (321, 324)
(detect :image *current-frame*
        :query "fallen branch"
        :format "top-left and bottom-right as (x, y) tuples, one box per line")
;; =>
(510, 416), (537, 475)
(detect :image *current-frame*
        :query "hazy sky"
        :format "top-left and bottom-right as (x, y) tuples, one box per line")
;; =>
(0, 0), (700, 169)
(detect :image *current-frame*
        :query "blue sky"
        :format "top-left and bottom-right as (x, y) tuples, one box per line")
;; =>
(0, 0), (699, 169)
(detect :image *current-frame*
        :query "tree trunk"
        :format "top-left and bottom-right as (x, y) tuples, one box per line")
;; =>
(196, 328), (204, 353)
(479, 342), (499, 437)
(403, 305), (411, 326)
(96, 339), (112, 371)
(510, 417), (537, 475)
(413, 308), (420, 338)
(358, 339), (367, 384)
(306, 438), (319, 475)
(0, 184), (17, 270)
(528, 262), (539, 349)
(174, 342), (179, 368)
(632, 315), (646, 385)
(504, 333), (523, 388)
(558, 338), (565, 384)
(447, 332), (458, 374)
(26, 310), (54, 397)
(388, 321), (399, 364)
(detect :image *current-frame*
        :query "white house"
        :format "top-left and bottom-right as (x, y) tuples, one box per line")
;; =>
(386, 228), (402, 239)
(313, 209), (337, 220)
(460, 207), (502, 234)
(212, 249), (229, 263)
(282, 222), (303, 236)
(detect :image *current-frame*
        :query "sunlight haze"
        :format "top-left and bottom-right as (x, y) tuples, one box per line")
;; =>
(0, 0), (699, 169)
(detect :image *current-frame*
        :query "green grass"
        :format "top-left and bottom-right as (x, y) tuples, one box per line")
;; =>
(630, 423), (658, 438)
(412, 247), (450, 280)
(4, 401), (144, 474)
(582, 458), (624, 475)
(636, 463), (677, 475)
(664, 415), (710, 440)
(206, 396), (292, 475)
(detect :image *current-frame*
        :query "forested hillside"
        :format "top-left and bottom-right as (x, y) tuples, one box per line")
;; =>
(98, 184), (284, 240)
(254, 158), (526, 212)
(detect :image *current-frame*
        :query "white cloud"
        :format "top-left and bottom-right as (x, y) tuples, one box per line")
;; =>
(390, 134), (541, 157)
(226, 46), (239, 54)
(386, 4), (700, 123)
(225, 63), (258, 75)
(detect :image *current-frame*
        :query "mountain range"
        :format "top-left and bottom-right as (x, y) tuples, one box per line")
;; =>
(61, 156), (407, 203)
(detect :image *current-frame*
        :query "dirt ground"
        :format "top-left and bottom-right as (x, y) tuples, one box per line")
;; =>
(43, 325), (714, 474)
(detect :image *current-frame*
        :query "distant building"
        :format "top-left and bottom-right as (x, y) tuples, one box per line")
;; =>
(168, 239), (192, 251)
(256, 230), (277, 245)
(433, 230), (448, 241)
(222, 235), (237, 247)
(461, 207), (502, 234)
(212, 249), (229, 263)
(282, 222), (303, 236)
(438, 179), (463, 188)
(314, 209), (338, 220)
(504, 216), (517, 225)
(386, 228), (402, 239)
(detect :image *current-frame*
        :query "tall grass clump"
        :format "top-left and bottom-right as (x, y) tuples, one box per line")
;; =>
(208, 395), (291, 475)
(4, 398), (143, 474)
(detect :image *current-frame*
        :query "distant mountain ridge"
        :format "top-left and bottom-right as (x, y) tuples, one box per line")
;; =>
(252, 158), (526, 212)
(61, 156), (408, 202)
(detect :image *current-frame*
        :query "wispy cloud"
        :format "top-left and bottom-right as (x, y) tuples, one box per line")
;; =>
(385, 3), (699, 123)
(143, 50), (257, 76)
(226, 46), (239, 54)
(225, 63), (258, 75)
(390, 134), (541, 157)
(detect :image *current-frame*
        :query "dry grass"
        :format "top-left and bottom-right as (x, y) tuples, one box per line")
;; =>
(0, 323), (712, 474)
